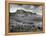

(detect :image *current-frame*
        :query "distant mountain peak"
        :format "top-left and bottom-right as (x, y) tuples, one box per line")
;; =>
(15, 9), (37, 15)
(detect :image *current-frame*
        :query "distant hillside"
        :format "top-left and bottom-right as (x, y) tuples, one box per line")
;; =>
(14, 9), (42, 21)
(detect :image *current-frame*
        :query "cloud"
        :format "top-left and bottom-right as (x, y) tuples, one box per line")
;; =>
(10, 4), (42, 15)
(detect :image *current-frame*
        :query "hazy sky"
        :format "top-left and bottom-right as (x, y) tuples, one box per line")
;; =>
(10, 4), (42, 15)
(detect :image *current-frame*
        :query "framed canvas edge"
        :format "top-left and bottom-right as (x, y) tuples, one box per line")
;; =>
(5, 1), (45, 35)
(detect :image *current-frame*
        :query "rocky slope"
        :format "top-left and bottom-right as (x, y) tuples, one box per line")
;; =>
(10, 9), (42, 32)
